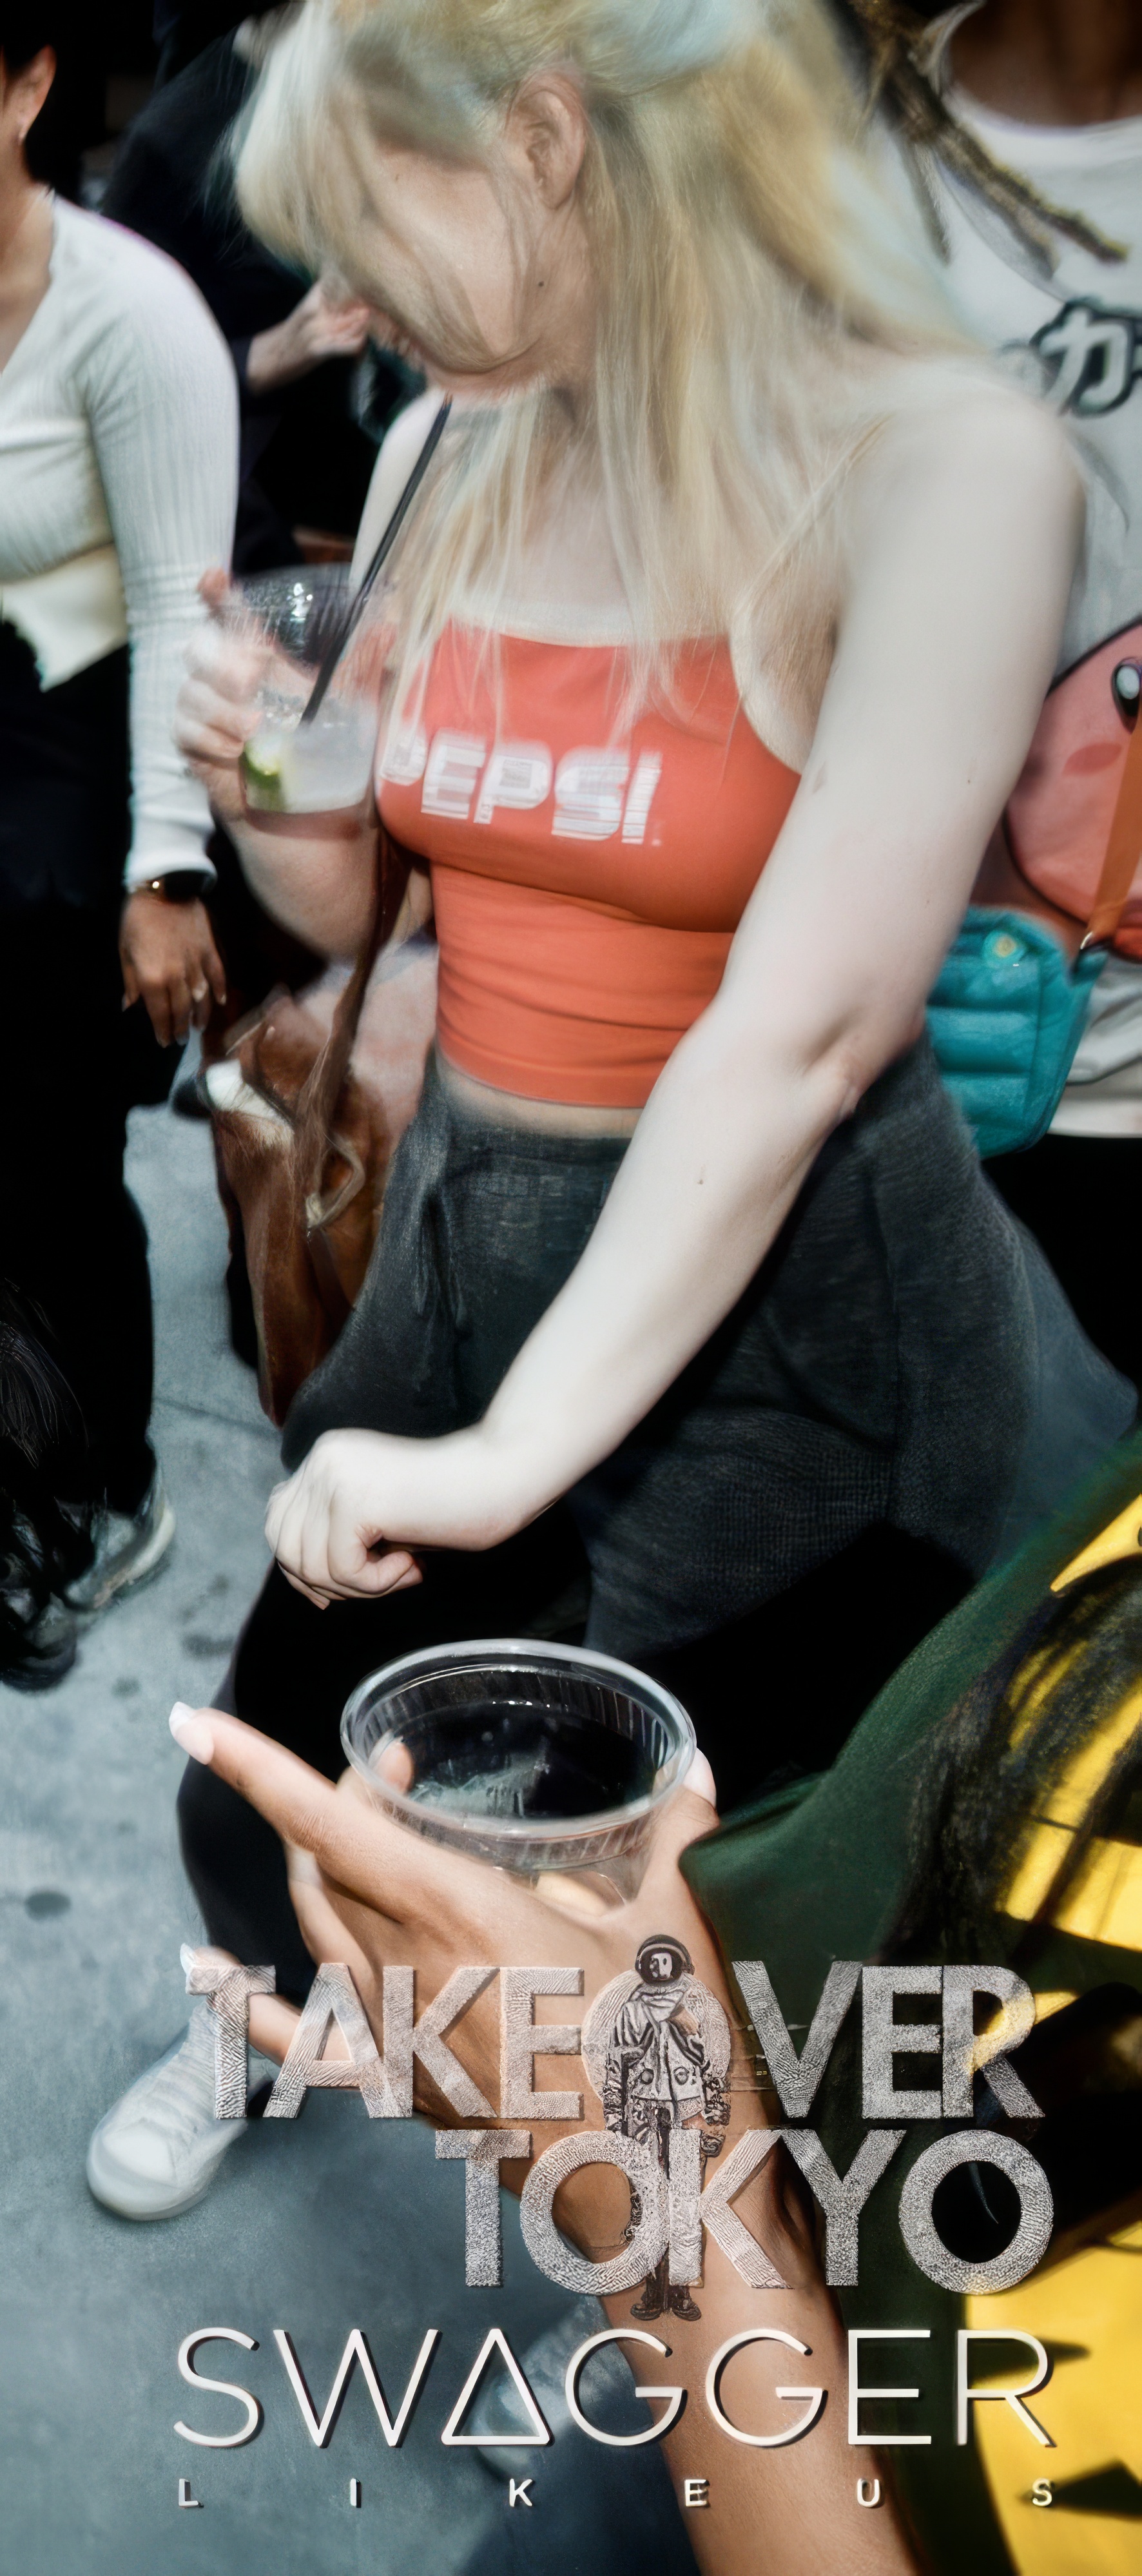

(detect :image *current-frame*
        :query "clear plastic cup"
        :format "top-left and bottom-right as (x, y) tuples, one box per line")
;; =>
(222, 565), (379, 815)
(340, 1639), (696, 1902)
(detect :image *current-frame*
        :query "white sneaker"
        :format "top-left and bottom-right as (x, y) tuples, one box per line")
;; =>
(86, 2002), (247, 2220)
(66, 1465), (175, 1617)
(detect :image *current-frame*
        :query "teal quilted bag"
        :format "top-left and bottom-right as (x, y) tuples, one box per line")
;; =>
(926, 908), (1105, 1161)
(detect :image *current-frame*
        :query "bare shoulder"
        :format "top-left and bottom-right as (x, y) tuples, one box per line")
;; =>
(847, 369), (1083, 546)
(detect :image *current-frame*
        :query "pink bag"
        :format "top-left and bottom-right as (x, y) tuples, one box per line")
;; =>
(1006, 620), (1142, 957)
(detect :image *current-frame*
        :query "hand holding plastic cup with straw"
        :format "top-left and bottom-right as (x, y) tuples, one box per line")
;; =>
(240, 395), (452, 814)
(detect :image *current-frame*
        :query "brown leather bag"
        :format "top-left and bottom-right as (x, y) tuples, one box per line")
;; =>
(206, 832), (412, 1425)
(203, 407), (456, 1423)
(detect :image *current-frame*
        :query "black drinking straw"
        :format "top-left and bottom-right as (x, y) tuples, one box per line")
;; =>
(300, 395), (452, 724)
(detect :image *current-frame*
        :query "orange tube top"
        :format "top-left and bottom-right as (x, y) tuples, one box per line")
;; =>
(377, 625), (800, 1107)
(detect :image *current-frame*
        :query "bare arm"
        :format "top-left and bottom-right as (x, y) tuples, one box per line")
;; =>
(264, 390), (1083, 1595)
(476, 397), (1081, 1516)
(173, 395), (441, 959)
(175, 1708), (917, 2575)
(596, 2230), (916, 2576)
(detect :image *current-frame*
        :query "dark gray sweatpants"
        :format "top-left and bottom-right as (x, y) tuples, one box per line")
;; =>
(283, 1040), (1134, 1661)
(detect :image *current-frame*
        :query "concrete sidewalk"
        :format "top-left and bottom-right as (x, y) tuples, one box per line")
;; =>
(0, 1089), (697, 2576)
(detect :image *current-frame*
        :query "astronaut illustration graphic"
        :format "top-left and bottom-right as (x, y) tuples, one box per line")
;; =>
(585, 1935), (730, 2321)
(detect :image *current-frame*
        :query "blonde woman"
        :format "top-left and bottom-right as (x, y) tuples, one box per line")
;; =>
(89, 0), (1132, 2220)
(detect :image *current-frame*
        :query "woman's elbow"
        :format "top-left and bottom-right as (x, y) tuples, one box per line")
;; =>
(817, 1000), (927, 1118)
(721, 997), (925, 1137)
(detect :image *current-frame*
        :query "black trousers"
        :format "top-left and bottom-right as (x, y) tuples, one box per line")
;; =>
(0, 631), (155, 1516)
(0, 901), (156, 1517)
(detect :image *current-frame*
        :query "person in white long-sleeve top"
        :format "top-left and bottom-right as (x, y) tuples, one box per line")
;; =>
(0, 15), (237, 1681)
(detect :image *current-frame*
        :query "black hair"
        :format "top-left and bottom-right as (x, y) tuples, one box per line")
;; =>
(0, 1282), (93, 1681)
(0, 3), (68, 73)
(0, 3), (85, 195)
(896, 1561), (1142, 1959)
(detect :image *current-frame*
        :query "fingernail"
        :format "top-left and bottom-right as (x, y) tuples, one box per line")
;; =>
(169, 1701), (215, 1762)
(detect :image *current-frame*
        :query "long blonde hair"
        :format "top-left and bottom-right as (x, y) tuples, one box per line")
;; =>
(237, 0), (981, 721)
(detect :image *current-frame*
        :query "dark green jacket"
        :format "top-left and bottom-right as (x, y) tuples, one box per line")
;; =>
(682, 1427), (1142, 2571)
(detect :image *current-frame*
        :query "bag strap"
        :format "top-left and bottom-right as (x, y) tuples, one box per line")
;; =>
(294, 825), (412, 1229)
(1082, 703), (1142, 949)
(289, 400), (455, 1216)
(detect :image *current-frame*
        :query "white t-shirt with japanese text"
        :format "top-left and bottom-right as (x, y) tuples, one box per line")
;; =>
(920, 12), (1142, 1133)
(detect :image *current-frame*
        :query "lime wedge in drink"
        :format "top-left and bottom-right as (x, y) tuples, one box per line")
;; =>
(241, 730), (293, 810)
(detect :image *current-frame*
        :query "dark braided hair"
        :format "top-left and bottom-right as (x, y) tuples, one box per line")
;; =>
(833, 0), (1127, 274)
(0, 1282), (92, 1681)
(896, 1558), (1142, 1959)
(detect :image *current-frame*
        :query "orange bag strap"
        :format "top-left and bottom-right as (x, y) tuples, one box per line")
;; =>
(1083, 707), (1142, 950)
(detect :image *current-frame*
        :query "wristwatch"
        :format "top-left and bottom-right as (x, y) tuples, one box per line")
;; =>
(133, 871), (215, 906)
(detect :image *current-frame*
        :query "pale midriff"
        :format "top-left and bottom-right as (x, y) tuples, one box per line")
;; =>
(377, 623), (800, 1108)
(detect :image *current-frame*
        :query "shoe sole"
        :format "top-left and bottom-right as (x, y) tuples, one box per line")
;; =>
(69, 1500), (177, 1619)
